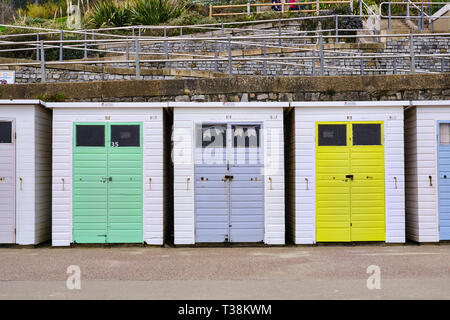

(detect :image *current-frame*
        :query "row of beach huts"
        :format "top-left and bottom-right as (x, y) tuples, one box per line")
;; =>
(0, 99), (449, 246)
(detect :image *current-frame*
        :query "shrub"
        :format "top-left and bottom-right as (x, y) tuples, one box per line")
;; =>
(19, 1), (60, 20)
(86, 0), (132, 28)
(132, 0), (188, 25)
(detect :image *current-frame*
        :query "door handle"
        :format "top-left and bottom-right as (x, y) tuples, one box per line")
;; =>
(346, 174), (354, 181)
(108, 177), (112, 182)
(224, 175), (234, 181)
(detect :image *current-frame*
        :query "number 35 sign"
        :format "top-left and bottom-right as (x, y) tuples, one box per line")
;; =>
(0, 71), (15, 84)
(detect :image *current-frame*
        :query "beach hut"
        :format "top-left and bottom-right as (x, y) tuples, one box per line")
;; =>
(47, 102), (169, 246)
(286, 101), (406, 244)
(171, 102), (287, 245)
(0, 100), (52, 245)
(405, 100), (450, 242)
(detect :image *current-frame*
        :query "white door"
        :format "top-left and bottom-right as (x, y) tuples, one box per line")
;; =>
(0, 119), (15, 243)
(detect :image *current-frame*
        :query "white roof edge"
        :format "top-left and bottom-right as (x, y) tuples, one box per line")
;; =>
(169, 102), (290, 108)
(290, 101), (411, 107)
(0, 99), (46, 106)
(410, 100), (450, 106)
(46, 102), (169, 109)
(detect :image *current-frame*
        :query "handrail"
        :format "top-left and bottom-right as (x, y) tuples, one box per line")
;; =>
(0, 32), (448, 81)
(209, 0), (351, 18)
(379, 2), (450, 18)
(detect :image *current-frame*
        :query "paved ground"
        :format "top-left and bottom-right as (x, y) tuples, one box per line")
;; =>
(0, 244), (449, 299)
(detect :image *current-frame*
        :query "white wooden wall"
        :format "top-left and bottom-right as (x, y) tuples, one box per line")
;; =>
(0, 103), (52, 245)
(405, 103), (450, 242)
(51, 107), (165, 246)
(293, 104), (406, 244)
(173, 104), (286, 245)
(34, 106), (52, 244)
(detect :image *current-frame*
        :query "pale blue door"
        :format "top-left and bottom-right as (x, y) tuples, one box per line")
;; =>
(230, 124), (264, 242)
(438, 121), (450, 240)
(194, 123), (264, 243)
(194, 124), (228, 242)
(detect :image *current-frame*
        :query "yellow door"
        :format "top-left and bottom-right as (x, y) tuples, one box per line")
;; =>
(316, 122), (385, 242)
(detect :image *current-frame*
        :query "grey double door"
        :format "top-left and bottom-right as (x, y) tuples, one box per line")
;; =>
(194, 123), (264, 243)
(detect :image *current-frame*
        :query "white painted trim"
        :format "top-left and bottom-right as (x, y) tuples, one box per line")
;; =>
(411, 100), (450, 107)
(47, 102), (168, 109)
(291, 101), (410, 108)
(169, 102), (289, 108)
(0, 100), (45, 106)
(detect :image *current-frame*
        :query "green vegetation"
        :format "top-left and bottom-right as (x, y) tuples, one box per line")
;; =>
(86, 0), (133, 28)
(37, 92), (67, 102)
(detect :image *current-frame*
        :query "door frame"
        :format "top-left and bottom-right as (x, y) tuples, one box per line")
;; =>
(437, 120), (450, 240)
(314, 120), (386, 242)
(193, 120), (265, 243)
(0, 118), (16, 243)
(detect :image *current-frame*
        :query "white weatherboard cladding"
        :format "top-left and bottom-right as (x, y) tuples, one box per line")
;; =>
(405, 104), (450, 242)
(0, 104), (51, 245)
(51, 108), (164, 246)
(294, 106), (405, 244)
(173, 107), (285, 245)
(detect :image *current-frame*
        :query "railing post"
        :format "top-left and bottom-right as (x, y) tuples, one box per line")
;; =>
(278, 19), (282, 47)
(360, 58), (364, 75)
(139, 26), (142, 37)
(373, 26), (377, 43)
(214, 40), (218, 72)
(36, 33), (40, 60)
(335, 15), (338, 43)
(84, 30), (88, 59)
(319, 34), (324, 75)
(263, 39), (267, 76)
(126, 38), (130, 68)
(388, 2), (391, 30)
(164, 26), (168, 68)
(40, 40), (45, 83)
(429, 3), (433, 32)
(247, 2), (251, 16)
(312, 49), (316, 76)
(59, 30), (63, 62)
(132, 26), (135, 51)
(164, 37), (169, 69)
(350, 0), (353, 13)
(180, 27), (183, 51)
(407, 2), (410, 18)
(393, 57), (397, 74)
(135, 38), (141, 79)
(359, 0), (363, 16)
(410, 33), (415, 73)
(221, 23), (225, 51)
(441, 57), (445, 73)
(209, 4), (213, 19)
(420, 2), (424, 30)
(228, 36), (232, 77)
(316, 0), (319, 16)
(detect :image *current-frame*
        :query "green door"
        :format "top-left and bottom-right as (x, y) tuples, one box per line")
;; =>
(73, 122), (143, 243)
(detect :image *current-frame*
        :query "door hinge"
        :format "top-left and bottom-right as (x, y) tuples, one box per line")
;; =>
(350, 223), (352, 227)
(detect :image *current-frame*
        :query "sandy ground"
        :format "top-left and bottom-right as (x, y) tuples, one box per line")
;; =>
(0, 243), (449, 299)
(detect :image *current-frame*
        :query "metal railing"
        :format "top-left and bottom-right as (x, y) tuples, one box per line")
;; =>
(209, 0), (352, 18)
(0, 31), (448, 83)
(380, 1), (450, 32)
